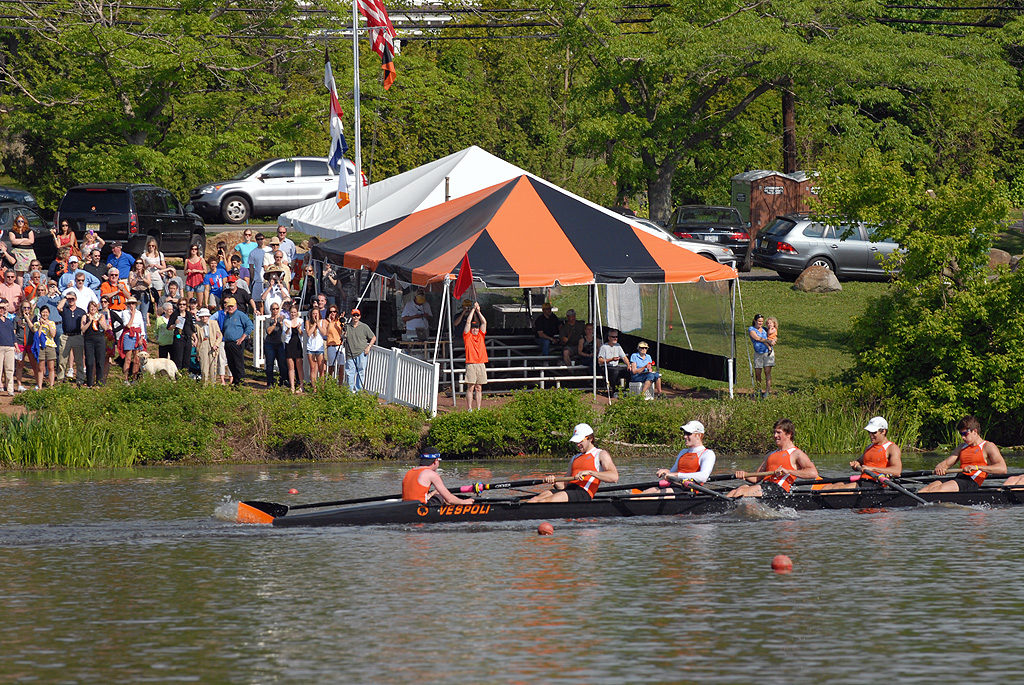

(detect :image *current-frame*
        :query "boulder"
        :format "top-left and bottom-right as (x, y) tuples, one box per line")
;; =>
(989, 248), (1012, 269)
(793, 265), (842, 292)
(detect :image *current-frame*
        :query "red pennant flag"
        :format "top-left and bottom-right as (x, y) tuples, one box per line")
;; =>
(453, 253), (473, 298)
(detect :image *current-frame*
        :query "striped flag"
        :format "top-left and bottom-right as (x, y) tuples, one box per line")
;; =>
(357, 0), (397, 90)
(324, 49), (351, 209)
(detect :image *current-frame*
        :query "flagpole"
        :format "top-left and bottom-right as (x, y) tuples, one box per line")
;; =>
(351, 0), (362, 231)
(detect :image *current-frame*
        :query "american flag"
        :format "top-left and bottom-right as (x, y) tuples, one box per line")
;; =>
(357, 0), (397, 90)
(324, 49), (351, 209)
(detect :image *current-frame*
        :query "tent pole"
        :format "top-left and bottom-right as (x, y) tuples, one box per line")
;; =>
(375, 275), (382, 339)
(591, 283), (597, 398)
(656, 284), (663, 369)
(432, 280), (446, 363)
(671, 286), (692, 349)
(351, 0), (362, 231)
(729, 278), (737, 399)
(597, 284), (611, 399)
(446, 279), (457, 407)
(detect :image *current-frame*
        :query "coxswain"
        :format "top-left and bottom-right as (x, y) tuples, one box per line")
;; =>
(527, 423), (619, 503)
(919, 415), (1006, 493)
(727, 418), (818, 497)
(818, 416), (902, 491)
(401, 448), (475, 505)
(640, 420), (716, 496)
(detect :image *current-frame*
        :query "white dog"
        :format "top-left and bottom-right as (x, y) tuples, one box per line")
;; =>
(139, 351), (178, 379)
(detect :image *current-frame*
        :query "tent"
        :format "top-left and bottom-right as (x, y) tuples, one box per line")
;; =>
(311, 174), (738, 287)
(278, 146), (531, 238)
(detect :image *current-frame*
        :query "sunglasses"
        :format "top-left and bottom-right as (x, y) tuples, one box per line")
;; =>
(960, 430), (972, 437)
(682, 431), (692, 437)
(352, 313), (360, 317)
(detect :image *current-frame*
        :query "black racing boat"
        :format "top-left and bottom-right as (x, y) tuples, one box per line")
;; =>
(243, 486), (1024, 528)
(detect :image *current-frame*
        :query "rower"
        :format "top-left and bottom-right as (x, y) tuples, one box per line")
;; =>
(727, 418), (818, 498)
(527, 423), (619, 503)
(401, 448), (475, 505)
(818, 416), (902, 491)
(639, 420), (715, 495)
(920, 415), (1006, 493)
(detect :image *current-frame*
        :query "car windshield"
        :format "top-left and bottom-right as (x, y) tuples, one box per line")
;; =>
(229, 160), (276, 181)
(676, 207), (740, 224)
(60, 189), (130, 213)
(760, 217), (797, 237)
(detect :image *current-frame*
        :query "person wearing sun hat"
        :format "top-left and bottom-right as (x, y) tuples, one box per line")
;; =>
(527, 423), (619, 503)
(629, 340), (662, 398)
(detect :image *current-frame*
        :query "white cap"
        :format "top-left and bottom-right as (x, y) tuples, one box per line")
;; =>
(681, 420), (705, 434)
(569, 423), (594, 443)
(864, 416), (888, 432)
(197, 308), (211, 317)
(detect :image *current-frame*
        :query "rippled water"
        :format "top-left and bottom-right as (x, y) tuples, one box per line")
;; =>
(2, 455), (1024, 683)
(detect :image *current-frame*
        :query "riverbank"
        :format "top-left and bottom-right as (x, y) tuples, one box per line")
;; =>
(1, 379), (944, 469)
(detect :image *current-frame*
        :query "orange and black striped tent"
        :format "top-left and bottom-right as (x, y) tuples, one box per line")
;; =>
(312, 175), (737, 287)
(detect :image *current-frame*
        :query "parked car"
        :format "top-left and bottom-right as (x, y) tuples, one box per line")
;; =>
(631, 217), (737, 265)
(666, 205), (750, 258)
(0, 200), (56, 265)
(56, 184), (206, 258)
(189, 157), (367, 224)
(751, 214), (901, 281)
(0, 185), (40, 211)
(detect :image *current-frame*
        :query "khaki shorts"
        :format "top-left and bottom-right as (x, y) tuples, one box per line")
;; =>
(465, 363), (487, 385)
(754, 350), (775, 369)
(39, 346), (57, 362)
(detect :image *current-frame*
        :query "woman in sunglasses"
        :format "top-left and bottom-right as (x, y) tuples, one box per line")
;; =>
(8, 214), (36, 279)
(51, 218), (80, 258)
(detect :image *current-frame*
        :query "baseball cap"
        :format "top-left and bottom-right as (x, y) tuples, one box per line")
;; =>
(227, 275), (238, 283)
(569, 423), (594, 443)
(637, 341), (649, 349)
(68, 255), (79, 263)
(223, 297), (237, 306)
(351, 308), (361, 315)
(681, 420), (705, 434)
(865, 416), (889, 432)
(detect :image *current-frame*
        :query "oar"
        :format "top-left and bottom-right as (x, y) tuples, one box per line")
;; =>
(861, 468), (928, 505)
(667, 475), (732, 500)
(457, 478), (550, 493)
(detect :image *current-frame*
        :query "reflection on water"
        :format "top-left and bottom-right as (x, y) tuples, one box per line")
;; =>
(1, 455), (1024, 683)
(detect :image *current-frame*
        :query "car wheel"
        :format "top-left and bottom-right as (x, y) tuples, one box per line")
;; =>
(222, 195), (250, 224)
(697, 252), (717, 262)
(807, 256), (834, 272)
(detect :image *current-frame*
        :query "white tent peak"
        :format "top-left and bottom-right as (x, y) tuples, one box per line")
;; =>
(278, 145), (531, 238)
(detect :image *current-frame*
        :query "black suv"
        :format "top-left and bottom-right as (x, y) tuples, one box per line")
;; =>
(56, 184), (206, 258)
(667, 205), (751, 258)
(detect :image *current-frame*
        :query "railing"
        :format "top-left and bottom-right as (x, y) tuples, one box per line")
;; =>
(366, 345), (439, 416)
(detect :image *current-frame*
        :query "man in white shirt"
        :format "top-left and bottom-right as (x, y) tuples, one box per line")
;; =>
(247, 233), (274, 312)
(401, 289), (432, 339)
(62, 271), (99, 309)
(597, 328), (631, 388)
(275, 226), (297, 263)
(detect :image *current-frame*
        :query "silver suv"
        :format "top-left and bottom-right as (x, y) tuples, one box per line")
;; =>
(189, 157), (362, 224)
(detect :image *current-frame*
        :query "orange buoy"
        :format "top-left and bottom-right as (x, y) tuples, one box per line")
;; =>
(771, 554), (793, 573)
(537, 522), (554, 536)
(288, 488), (298, 495)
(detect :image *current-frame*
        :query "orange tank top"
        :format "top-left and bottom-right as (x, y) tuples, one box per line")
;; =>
(570, 447), (602, 498)
(672, 447), (705, 474)
(862, 442), (892, 469)
(401, 466), (432, 503)
(959, 442), (987, 469)
(464, 329), (488, 364)
(763, 447), (799, 492)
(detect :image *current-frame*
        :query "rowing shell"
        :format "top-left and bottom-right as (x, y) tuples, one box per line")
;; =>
(250, 486), (1024, 528)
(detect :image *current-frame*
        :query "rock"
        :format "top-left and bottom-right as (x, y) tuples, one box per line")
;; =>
(989, 248), (1011, 269)
(793, 265), (842, 292)
(1011, 255), (1022, 272)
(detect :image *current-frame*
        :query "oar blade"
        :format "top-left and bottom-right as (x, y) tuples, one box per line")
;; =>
(238, 500), (285, 523)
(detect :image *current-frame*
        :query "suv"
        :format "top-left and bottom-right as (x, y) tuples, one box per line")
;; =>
(56, 184), (206, 258)
(0, 200), (56, 265)
(667, 205), (750, 258)
(0, 186), (40, 211)
(752, 214), (901, 281)
(189, 157), (365, 224)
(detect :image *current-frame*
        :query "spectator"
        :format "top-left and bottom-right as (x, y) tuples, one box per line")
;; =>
(58, 255), (100, 292)
(82, 300), (109, 387)
(748, 313), (772, 398)
(597, 328), (631, 389)
(463, 302), (488, 411)
(452, 297), (473, 329)
(168, 298), (195, 374)
(8, 213), (36, 278)
(158, 281), (182, 310)
(79, 229), (105, 258)
(48, 246), (71, 282)
(184, 244), (206, 299)
(226, 254), (249, 290)
(629, 340), (662, 399)
(105, 242), (135, 280)
(265, 249), (292, 286)
(141, 238), (174, 305)
(82, 248), (106, 280)
(276, 226), (297, 263)
(32, 305), (57, 389)
(247, 233), (272, 311)
(0, 298), (15, 395)
(263, 301), (287, 388)
(128, 260), (153, 322)
(36, 281), (64, 346)
(219, 297), (252, 386)
(56, 290), (86, 384)
(321, 264), (345, 308)
(559, 309), (585, 364)
(50, 218), (79, 257)
(119, 297), (146, 380)
(98, 295), (118, 383)
(343, 307), (375, 391)
(575, 322), (599, 367)
(222, 276), (251, 314)
(192, 307), (222, 384)
(233, 229), (257, 267)
(305, 306), (326, 385)
(14, 299), (35, 392)
(314, 293), (328, 319)
(401, 288), (432, 340)
(283, 303), (305, 393)
(261, 272), (290, 312)
(61, 269), (100, 309)
(100, 268), (130, 312)
(0, 240), (16, 274)
(0, 269), (22, 309)
(155, 301), (176, 359)
(21, 269), (44, 306)
(298, 264), (318, 309)
(534, 302), (560, 355)
(202, 256), (227, 309)
(324, 305), (345, 379)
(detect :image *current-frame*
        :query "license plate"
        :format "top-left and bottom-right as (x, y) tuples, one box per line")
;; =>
(704, 235), (720, 243)
(86, 222), (101, 231)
